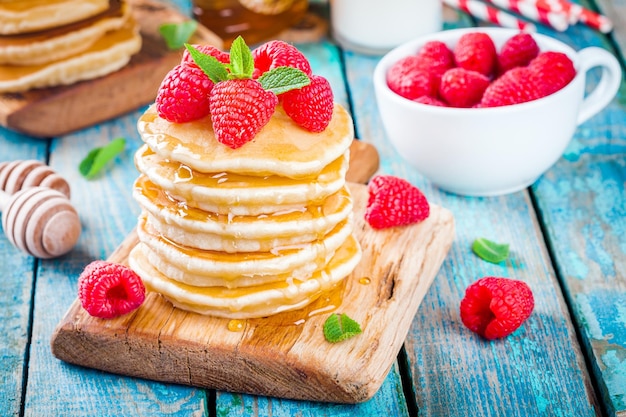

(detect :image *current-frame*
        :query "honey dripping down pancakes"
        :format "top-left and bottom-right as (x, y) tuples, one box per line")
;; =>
(128, 39), (363, 319)
(0, 0), (141, 92)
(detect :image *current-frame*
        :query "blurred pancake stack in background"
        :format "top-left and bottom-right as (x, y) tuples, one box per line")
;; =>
(0, 0), (142, 92)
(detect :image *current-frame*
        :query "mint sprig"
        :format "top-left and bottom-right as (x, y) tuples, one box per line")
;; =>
(323, 313), (362, 343)
(258, 68), (310, 94)
(228, 36), (255, 78)
(159, 21), (198, 50)
(185, 44), (229, 83)
(185, 36), (310, 94)
(472, 237), (510, 264)
(79, 138), (126, 179)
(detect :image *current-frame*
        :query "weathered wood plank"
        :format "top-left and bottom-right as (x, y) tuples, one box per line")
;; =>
(214, 367), (410, 417)
(0, 130), (47, 417)
(21, 113), (208, 416)
(531, 15), (626, 417)
(343, 18), (602, 417)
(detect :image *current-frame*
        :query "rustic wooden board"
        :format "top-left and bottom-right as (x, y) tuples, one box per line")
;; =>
(0, 0), (221, 138)
(50, 183), (455, 403)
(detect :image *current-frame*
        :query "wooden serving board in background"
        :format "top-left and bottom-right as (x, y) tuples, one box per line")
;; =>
(0, 0), (222, 138)
(51, 182), (454, 403)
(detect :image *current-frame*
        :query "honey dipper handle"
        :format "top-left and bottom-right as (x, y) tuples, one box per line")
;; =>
(0, 187), (81, 259)
(0, 189), (9, 211)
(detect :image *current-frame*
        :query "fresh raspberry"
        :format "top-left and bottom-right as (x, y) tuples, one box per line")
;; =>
(365, 175), (430, 229)
(439, 68), (490, 108)
(414, 95), (448, 106)
(497, 32), (539, 73)
(460, 277), (534, 340)
(182, 44), (230, 66)
(78, 260), (146, 319)
(415, 40), (455, 79)
(386, 55), (437, 100)
(155, 64), (213, 123)
(480, 67), (544, 107)
(454, 32), (497, 77)
(528, 51), (576, 96)
(281, 74), (334, 132)
(252, 40), (312, 77)
(209, 78), (278, 149)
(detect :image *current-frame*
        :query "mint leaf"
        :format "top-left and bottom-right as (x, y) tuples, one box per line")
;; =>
(159, 21), (198, 50)
(472, 237), (510, 264)
(227, 36), (254, 78)
(79, 138), (126, 179)
(258, 66), (311, 95)
(185, 44), (229, 83)
(323, 313), (362, 343)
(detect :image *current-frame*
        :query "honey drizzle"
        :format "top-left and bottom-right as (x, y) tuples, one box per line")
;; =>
(135, 175), (351, 227)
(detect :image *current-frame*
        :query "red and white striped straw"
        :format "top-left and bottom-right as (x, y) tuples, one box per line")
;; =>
(517, 0), (581, 24)
(443, 0), (537, 31)
(517, 0), (613, 32)
(485, 0), (569, 31)
(573, 5), (613, 33)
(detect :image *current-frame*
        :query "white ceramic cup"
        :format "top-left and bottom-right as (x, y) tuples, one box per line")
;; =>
(373, 28), (622, 196)
(330, 0), (442, 55)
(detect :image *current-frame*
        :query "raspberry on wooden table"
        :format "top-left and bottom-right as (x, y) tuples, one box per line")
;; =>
(78, 260), (146, 319)
(460, 276), (534, 340)
(365, 175), (430, 229)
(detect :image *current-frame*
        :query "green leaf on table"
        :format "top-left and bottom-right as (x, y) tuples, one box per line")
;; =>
(159, 20), (198, 50)
(472, 237), (510, 264)
(79, 138), (126, 179)
(323, 313), (362, 343)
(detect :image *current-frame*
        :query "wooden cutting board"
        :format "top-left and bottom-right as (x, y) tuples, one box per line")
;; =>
(0, 0), (222, 138)
(51, 142), (455, 403)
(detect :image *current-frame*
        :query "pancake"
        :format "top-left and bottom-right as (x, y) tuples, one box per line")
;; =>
(134, 176), (354, 252)
(135, 213), (354, 285)
(131, 79), (362, 318)
(0, 19), (141, 92)
(0, 0), (129, 65)
(0, 0), (110, 35)
(128, 234), (362, 319)
(134, 144), (349, 216)
(138, 103), (354, 179)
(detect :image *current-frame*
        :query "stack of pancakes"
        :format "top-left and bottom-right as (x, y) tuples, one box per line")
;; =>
(128, 103), (362, 319)
(0, 0), (141, 92)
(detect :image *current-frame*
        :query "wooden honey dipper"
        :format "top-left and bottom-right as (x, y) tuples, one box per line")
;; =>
(0, 160), (70, 198)
(0, 186), (81, 259)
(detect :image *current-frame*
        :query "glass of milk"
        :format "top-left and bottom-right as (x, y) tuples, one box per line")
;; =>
(330, 0), (442, 55)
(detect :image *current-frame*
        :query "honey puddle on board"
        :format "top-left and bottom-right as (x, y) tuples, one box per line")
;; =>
(221, 268), (374, 335)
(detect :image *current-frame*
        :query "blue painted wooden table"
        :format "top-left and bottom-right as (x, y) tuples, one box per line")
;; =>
(1, 0), (625, 416)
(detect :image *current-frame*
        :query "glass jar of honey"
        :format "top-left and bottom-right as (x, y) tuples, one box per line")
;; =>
(193, 0), (308, 47)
